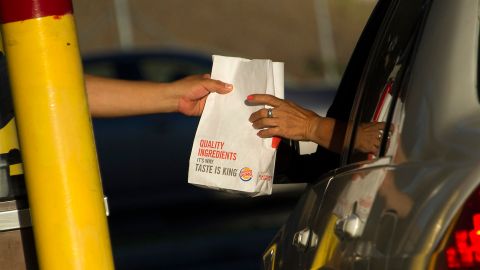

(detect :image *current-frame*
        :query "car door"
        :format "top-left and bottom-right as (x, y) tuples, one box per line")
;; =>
(265, 0), (480, 269)
(297, 1), (432, 269)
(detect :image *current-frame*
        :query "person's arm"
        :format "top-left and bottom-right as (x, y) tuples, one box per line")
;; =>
(248, 94), (388, 184)
(247, 94), (384, 154)
(85, 74), (233, 117)
(247, 94), (341, 152)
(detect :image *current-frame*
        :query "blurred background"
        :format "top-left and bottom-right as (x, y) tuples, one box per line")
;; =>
(71, 0), (376, 269)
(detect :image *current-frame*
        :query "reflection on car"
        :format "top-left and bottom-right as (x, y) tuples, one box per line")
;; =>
(263, 0), (480, 269)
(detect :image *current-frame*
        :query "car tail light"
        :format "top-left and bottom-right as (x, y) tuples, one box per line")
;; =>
(432, 185), (480, 269)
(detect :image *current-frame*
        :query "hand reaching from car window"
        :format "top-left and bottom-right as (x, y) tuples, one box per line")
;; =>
(247, 94), (387, 155)
(247, 94), (336, 149)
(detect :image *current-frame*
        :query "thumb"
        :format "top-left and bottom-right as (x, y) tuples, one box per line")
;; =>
(205, 79), (233, 94)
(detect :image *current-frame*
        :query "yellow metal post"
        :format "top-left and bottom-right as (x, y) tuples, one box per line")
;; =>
(0, 1), (114, 269)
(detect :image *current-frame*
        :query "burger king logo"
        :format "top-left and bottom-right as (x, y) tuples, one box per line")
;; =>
(239, 167), (253, 181)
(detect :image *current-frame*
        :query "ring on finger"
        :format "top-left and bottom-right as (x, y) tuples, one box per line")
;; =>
(377, 130), (383, 140)
(267, 108), (273, 118)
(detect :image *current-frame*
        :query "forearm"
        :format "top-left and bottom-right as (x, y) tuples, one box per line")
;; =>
(307, 116), (347, 154)
(85, 75), (177, 117)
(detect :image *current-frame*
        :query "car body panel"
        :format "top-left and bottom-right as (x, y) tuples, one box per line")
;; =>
(265, 0), (480, 269)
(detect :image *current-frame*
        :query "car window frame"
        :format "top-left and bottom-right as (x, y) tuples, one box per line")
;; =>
(478, 25), (480, 103)
(341, 0), (432, 166)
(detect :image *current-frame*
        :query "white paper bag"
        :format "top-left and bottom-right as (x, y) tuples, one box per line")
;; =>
(188, 55), (284, 196)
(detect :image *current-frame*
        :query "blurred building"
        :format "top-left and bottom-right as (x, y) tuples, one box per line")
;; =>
(73, 0), (375, 85)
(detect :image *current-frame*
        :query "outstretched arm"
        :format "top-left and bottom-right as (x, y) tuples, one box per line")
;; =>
(86, 74), (233, 117)
(247, 94), (384, 154)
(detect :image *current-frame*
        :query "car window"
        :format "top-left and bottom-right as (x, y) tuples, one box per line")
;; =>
(345, 1), (430, 165)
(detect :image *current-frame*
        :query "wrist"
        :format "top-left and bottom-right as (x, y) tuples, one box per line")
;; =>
(157, 82), (180, 113)
(305, 116), (322, 143)
(306, 116), (335, 149)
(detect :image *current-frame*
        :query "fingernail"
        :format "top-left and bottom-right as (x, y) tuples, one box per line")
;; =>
(272, 137), (281, 149)
(247, 95), (254, 101)
(226, 83), (233, 90)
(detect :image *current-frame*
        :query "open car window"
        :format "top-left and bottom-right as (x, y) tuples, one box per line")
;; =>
(343, 1), (431, 165)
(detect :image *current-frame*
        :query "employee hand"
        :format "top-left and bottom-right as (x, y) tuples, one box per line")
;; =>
(247, 94), (321, 142)
(174, 74), (233, 116)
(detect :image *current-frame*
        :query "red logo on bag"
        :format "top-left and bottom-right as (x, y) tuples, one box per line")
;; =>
(239, 167), (253, 181)
(258, 174), (272, 181)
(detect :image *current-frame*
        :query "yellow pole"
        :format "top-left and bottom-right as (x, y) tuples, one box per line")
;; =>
(0, 1), (114, 269)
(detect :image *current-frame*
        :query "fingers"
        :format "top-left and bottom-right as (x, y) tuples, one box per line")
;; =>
(355, 121), (391, 154)
(247, 108), (282, 138)
(196, 75), (232, 94)
(247, 94), (286, 122)
(248, 107), (281, 139)
(249, 108), (277, 122)
(251, 117), (278, 129)
(257, 127), (281, 138)
(206, 79), (233, 94)
(361, 121), (386, 131)
(247, 97), (316, 141)
(246, 94), (284, 107)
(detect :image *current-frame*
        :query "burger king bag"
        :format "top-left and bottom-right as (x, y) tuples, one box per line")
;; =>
(188, 55), (284, 196)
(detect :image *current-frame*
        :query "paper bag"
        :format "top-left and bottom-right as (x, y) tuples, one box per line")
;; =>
(188, 55), (284, 196)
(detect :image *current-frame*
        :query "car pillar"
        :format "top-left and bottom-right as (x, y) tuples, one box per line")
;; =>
(0, 1), (114, 269)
